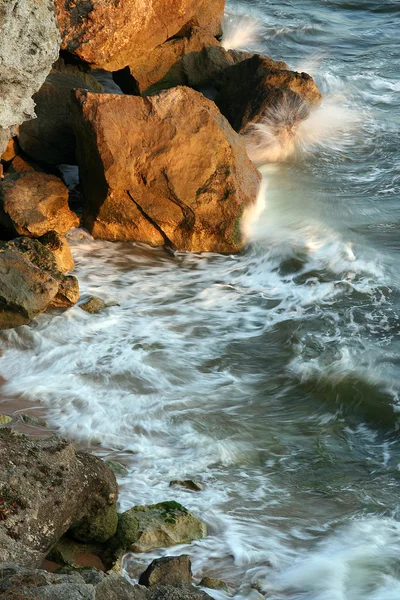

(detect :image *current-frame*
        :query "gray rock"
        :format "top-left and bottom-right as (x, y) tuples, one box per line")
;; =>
(0, 0), (60, 155)
(139, 556), (192, 587)
(199, 577), (231, 592)
(148, 585), (212, 600)
(0, 430), (117, 567)
(169, 480), (203, 492)
(95, 577), (149, 600)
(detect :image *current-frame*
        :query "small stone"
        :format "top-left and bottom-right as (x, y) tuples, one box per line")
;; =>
(139, 555), (192, 587)
(19, 414), (48, 428)
(199, 577), (231, 592)
(169, 480), (203, 492)
(80, 296), (119, 314)
(0, 414), (12, 425)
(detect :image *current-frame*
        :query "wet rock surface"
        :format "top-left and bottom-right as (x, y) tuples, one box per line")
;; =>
(72, 87), (260, 253)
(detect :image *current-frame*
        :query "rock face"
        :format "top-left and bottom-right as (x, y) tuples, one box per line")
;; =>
(0, 172), (79, 238)
(0, 237), (79, 329)
(19, 63), (104, 166)
(55, 0), (225, 73)
(215, 54), (322, 133)
(0, 430), (118, 567)
(38, 230), (75, 273)
(71, 87), (261, 253)
(115, 501), (207, 553)
(0, 0), (60, 155)
(139, 556), (192, 587)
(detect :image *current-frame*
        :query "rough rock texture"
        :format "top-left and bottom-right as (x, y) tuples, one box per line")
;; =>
(71, 87), (261, 253)
(0, 172), (79, 238)
(38, 230), (75, 273)
(169, 480), (203, 492)
(215, 54), (322, 133)
(0, 0), (60, 155)
(0, 564), (150, 600)
(199, 577), (230, 592)
(0, 138), (18, 163)
(0, 236), (79, 328)
(19, 63), (104, 166)
(139, 556), (192, 587)
(54, 0), (225, 73)
(115, 501), (207, 553)
(0, 430), (117, 567)
(148, 586), (212, 600)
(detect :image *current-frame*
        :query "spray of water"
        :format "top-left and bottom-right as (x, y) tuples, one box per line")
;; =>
(244, 92), (359, 165)
(221, 16), (262, 51)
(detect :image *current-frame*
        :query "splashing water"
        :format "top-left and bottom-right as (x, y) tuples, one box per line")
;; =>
(221, 16), (262, 51)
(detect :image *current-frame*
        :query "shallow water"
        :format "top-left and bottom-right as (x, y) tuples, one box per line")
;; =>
(1, 0), (400, 598)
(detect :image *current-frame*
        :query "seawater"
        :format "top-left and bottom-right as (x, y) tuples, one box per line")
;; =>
(1, 1), (400, 598)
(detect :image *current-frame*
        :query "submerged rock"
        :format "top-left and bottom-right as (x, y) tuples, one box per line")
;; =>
(0, 430), (117, 568)
(139, 555), (192, 587)
(199, 577), (231, 592)
(169, 480), (204, 492)
(71, 87), (260, 253)
(0, 0), (60, 155)
(0, 172), (79, 238)
(80, 297), (119, 315)
(115, 501), (207, 553)
(0, 414), (12, 425)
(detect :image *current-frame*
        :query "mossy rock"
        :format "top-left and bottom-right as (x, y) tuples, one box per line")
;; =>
(113, 501), (207, 553)
(0, 415), (12, 425)
(106, 461), (128, 477)
(70, 504), (118, 543)
(199, 576), (231, 592)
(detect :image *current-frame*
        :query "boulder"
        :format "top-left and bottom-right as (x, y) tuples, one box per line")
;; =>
(139, 556), (192, 587)
(0, 430), (117, 567)
(19, 63), (104, 166)
(71, 87), (261, 253)
(114, 501), (207, 553)
(80, 297), (119, 315)
(0, 0), (60, 155)
(0, 171), (79, 238)
(199, 577), (231, 592)
(0, 237), (79, 328)
(148, 586), (212, 600)
(54, 0), (225, 73)
(0, 138), (18, 163)
(215, 54), (321, 133)
(169, 480), (203, 492)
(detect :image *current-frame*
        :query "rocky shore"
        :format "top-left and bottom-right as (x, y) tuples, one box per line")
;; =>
(0, 0), (322, 595)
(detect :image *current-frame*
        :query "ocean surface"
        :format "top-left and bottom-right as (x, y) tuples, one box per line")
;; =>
(1, 0), (400, 598)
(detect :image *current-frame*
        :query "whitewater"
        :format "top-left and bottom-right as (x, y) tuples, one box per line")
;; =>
(1, 0), (400, 598)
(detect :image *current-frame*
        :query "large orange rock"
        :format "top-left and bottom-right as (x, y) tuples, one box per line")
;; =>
(0, 172), (79, 238)
(71, 87), (261, 253)
(55, 0), (225, 72)
(215, 54), (322, 133)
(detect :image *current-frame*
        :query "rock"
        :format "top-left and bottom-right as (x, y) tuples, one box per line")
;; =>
(139, 555), (192, 587)
(0, 172), (79, 238)
(169, 480), (203, 492)
(54, 0), (225, 73)
(0, 0), (60, 155)
(71, 504), (119, 544)
(115, 501), (207, 553)
(215, 54), (322, 133)
(80, 297), (118, 315)
(0, 236), (79, 328)
(1, 138), (18, 163)
(71, 87), (260, 253)
(39, 231), (75, 273)
(106, 461), (128, 477)
(199, 577), (231, 592)
(19, 64), (104, 166)
(6, 153), (45, 174)
(0, 563), (148, 600)
(0, 415), (12, 425)
(148, 585), (212, 600)
(0, 430), (117, 567)
(48, 536), (106, 572)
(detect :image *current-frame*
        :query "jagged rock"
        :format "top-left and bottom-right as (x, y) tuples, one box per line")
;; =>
(54, 0), (225, 73)
(169, 480), (203, 492)
(19, 63), (104, 166)
(0, 0), (60, 155)
(215, 54), (321, 133)
(114, 501), (207, 553)
(0, 236), (79, 328)
(0, 172), (79, 238)
(0, 430), (117, 567)
(139, 556), (192, 587)
(39, 231), (75, 273)
(71, 87), (260, 253)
